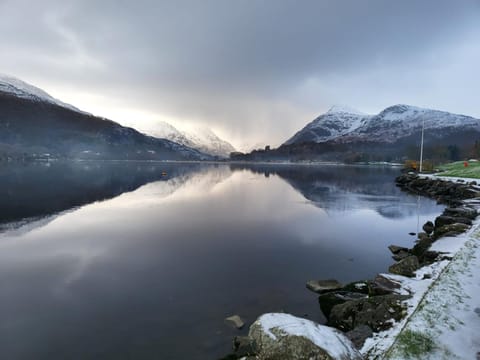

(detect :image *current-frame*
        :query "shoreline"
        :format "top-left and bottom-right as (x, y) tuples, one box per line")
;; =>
(224, 172), (480, 359)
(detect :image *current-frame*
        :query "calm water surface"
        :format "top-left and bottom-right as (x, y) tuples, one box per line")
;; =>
(0, 162), (443, 359)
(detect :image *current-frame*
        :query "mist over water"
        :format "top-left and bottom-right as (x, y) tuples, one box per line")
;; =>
(0, 162), (443, 359)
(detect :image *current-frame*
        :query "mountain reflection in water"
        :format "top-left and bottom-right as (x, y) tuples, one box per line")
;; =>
(0, 162), (443, 359)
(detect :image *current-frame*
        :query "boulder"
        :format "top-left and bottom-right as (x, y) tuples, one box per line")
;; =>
(433, 223), (470, 240)
(233, 336), (257, 357)
(318, 291), (368, 319)
(388, 256), (420, 277)
(392, 251), (410, 262)
(340, 281), (370, 294)
(443, 207), (477, 220)
(421, 250), (441, 264)
(388, 245), (409, 254)
(422, 221), (434, 235)
(435, 215), (472, 228)
(249, 313), (362, 360)
(328, 294), (409, 332)
(411, 238), (432, 258)
(225, 315), (245, 329)
(345, 325), (373, 349)
(423, 221), (435, 234)
(306, 279), (343, 294)
(369, 274), (402, 295)
(418, 232), (430, 240)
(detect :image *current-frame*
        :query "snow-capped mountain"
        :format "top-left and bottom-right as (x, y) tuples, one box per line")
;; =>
(344, 104), (480, 143)
(230, 103), (480, 163)
(0, 75), (210, 161)
(0, 74), (86, 113)
(145, 121), (235, 158)
(284, 104), (480, 145)
(284, 105), (368, 145)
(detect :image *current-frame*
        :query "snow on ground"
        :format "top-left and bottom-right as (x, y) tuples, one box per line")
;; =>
(385, 226), (480, 359)
(359, 174), (480, 359)
(257, 313), (361, 359)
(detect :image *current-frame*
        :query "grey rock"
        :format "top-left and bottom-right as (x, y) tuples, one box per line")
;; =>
(306, 279), (343, 294)
(435, 215), (472, 227)
(411, 237), (432, 258)
(388, 256), (420, 277)
(225, 315), (245, 329)
(233, 336), (257, 357)
(422, 221), (434, 235)
(388, 245), (409, 255)
(392, 250), (410, 262)
(443, 207), (477, 220)
(433, 223), (470, 239)
(345, 325), (373, 349)
(318, 291), (368, 319)
(329, 294), (410, 332)
(249, 313), (363, 360)
(370, 274), (402, 295)
(418, 232), (430, 240)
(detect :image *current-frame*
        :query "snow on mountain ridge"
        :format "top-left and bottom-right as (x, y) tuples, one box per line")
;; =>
(285, 104), (480, 146)
(284, 109), (369, 145)
(144, 121), (235, 158)
(349, 104), (480, 142)
(0, 74), (86, 114)
(327, 104), (366, 115)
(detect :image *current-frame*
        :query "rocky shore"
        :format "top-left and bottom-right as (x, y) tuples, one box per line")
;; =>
(222, 173), (480, 360)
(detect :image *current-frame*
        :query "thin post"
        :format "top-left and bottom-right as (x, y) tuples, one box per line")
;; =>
(419, 118), (425, 173)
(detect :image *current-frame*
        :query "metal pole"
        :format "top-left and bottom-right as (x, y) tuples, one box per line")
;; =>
(419, 118), (425, 173)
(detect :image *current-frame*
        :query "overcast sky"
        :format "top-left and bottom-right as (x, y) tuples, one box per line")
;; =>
(1, 0), (479, 149)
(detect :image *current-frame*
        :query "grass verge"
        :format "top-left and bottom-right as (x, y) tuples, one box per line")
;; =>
(436, 161), (480, 179)
(394, 330), (436, 357)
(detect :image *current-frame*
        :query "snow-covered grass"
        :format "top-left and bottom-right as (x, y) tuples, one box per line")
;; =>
(436, 161), (480, 179)
(394, 330), (436, 357)
(385, 231), (480, 359)
(361, 258), (451, 359)
(359, 196), (480, 359)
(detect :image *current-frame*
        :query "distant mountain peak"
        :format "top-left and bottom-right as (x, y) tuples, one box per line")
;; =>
(326, 104), (366, 115)
(143, 121), (235, 158)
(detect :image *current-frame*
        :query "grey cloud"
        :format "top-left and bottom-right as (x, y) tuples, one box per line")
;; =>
(1, 0), (479, 146)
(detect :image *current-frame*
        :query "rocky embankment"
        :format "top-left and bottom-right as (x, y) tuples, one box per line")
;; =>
(222, 173), (479, 360)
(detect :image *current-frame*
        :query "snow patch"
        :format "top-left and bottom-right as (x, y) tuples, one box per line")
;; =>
(327, 104), (366, 115)
(258, 313), (360, 359)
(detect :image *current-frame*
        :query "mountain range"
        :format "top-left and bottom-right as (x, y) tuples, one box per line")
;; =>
(1, 74), (479, 163)
(285, 104), (480, 146)
(233, 104), (480, 162)
(0, 75), (231, 161)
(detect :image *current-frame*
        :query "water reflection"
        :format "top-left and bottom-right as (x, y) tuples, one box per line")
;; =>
(230, 163), (436, 218)
(0, 162), (443, 359)
(0, 161), (230, 233)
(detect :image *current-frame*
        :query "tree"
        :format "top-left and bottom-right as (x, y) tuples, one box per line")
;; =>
(447, 145), (460, 161)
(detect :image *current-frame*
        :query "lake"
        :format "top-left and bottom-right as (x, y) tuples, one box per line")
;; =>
(0, 162), (443, 359)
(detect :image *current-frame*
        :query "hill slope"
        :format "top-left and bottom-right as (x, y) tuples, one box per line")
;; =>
(232, 105), (480, 162)
(0, 75), (209, 161)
